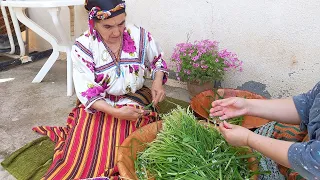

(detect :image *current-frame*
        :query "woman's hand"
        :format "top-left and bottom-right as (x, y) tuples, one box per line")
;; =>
(209, 97), (249, 120)
(218, 121), (253, 147)
(114, 106), (144, 121)
(219, 121), (294, 168)
(151, 72), (166, 106)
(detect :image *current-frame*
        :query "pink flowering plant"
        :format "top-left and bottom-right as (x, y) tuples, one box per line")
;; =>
(171, 40), (243, 84)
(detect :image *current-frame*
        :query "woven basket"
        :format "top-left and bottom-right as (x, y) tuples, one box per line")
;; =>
(117, 121), (162, 180)
(190, 88), (270, 129)
(117, 121), (258, 180)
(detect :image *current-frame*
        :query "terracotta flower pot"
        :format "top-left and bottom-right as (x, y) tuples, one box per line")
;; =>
(117, 121), (258, 180)
(190, 88), (270, 129)
(187, 81), (220, 98)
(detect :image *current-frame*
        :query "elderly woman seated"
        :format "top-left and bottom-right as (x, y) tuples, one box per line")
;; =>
(33, 0), (168, 179)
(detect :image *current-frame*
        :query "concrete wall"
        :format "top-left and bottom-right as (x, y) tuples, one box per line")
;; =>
(27, 0), (320, 98)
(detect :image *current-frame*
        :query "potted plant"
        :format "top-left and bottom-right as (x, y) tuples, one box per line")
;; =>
(171, 39), (243, 97)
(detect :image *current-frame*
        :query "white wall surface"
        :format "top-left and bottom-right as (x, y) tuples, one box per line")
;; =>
(27, 0), (320, 98)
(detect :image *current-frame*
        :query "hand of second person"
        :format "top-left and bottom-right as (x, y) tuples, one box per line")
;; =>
(151, 81), (165, 106)
(218, 121), (253, 147)
(115, 106), (144, 121)
(210, 97), (248, 120)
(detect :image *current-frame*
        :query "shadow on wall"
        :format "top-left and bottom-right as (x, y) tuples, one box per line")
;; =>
(237, 81), (271, 99)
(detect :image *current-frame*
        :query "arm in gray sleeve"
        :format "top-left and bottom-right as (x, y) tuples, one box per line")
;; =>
(293, 82), (320, 131)
(288, 141), (320, 179)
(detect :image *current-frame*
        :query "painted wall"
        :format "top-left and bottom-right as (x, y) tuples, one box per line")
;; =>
(27, 0), (320, 98)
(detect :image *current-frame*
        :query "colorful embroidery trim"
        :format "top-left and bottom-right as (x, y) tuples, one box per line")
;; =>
(95, 28), (146, 73)
(75, 41), (93, 58)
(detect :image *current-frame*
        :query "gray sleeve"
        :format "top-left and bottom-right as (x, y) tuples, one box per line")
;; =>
(293, 82), (320, 131)
(288, 141), (320, 179)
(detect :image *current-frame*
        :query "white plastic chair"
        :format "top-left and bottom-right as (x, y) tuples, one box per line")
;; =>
(1, 0), (84, 96)
(0, 0), (25, 57)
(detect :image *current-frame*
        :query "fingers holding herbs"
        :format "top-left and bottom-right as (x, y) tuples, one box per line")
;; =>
(218, 121), (253, 147)
(115, 106), (144, 121)
(210, 97), (249, 121)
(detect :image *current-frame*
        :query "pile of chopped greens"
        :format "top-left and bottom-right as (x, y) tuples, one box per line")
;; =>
(135, 107), (260, 180)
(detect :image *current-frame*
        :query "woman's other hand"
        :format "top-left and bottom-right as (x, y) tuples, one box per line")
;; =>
(114, 106), (144, 121)
(218, 121), (252, 147)
(209, 97), (249, 120)
(219, 121), (294, 168)
(151, 72), (166, 106)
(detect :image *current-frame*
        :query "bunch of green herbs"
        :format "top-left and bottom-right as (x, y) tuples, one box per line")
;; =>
(204, 89), (245, 126)
(135, 107), (260, 179)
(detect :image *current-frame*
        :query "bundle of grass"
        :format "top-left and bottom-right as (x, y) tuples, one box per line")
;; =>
(135, 107), (261, 179)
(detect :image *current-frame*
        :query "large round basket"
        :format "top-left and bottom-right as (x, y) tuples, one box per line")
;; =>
(190, 88), (270, 129)
(117, 121), (258, 180)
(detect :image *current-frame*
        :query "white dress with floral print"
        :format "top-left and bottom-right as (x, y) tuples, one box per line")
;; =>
(72, 24), (168, 113)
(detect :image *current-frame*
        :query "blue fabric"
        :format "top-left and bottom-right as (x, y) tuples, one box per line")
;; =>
(290, 82), (320, 179)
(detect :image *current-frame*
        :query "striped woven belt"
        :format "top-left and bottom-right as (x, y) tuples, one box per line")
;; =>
(105, 94), (125, 102)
